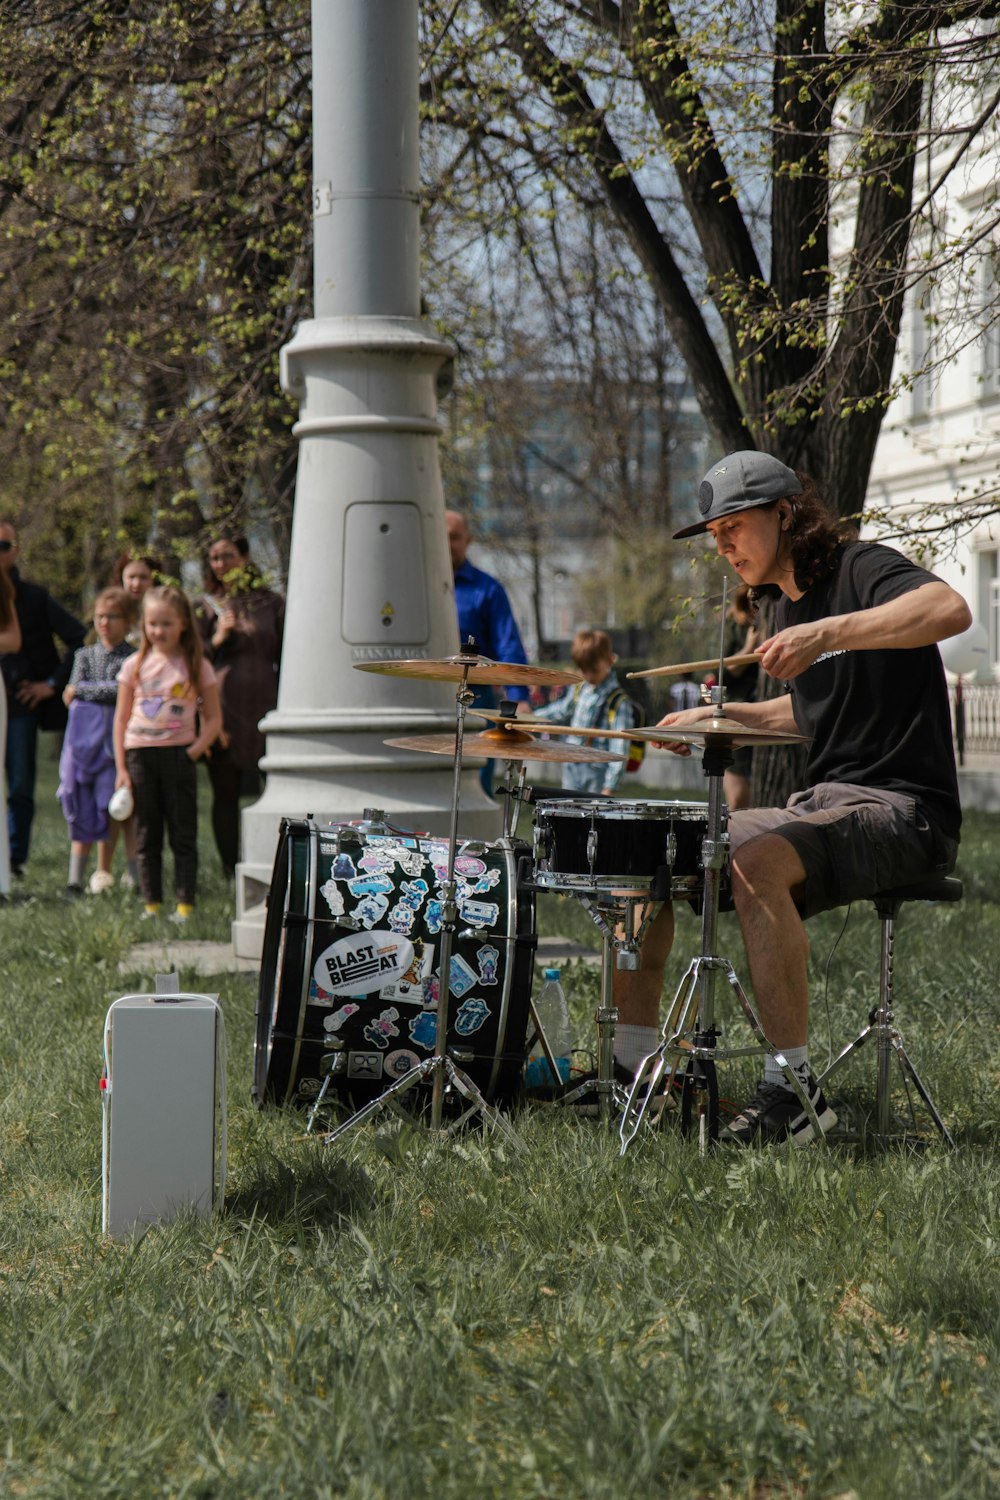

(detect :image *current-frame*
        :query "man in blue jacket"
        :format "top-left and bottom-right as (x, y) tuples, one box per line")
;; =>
(0, 522), (86, 875)
(446, 510), (529, 795)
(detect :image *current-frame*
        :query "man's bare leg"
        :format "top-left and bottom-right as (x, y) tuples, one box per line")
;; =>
(730, 834), (809, 1047)
(725, 831), (836, 1143)
(610, 901), (674, 1072)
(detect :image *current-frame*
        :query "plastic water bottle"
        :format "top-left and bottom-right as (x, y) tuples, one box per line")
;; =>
(524, 968), (573, 1089)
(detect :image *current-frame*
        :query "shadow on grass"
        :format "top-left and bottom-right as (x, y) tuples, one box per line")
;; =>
(225, 1145), (375, 1230)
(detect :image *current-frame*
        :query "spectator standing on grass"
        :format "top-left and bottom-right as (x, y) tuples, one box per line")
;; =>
(114, 585), (221, 923)
(113, 553), (161, 647)
(110, 552), (161, 869)
(0, 566), (23, 896)
(59, 587), (136, 896)
(0, 521), (86, 879)
(529, 628), (635, 796)
(445, 509), (529, 796)
(196, 530), (284, 879)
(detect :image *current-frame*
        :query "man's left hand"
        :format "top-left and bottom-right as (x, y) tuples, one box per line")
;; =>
(17, 680), (55, 709)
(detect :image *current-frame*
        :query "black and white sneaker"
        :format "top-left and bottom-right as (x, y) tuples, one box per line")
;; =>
(725, 1075), (837, 1147)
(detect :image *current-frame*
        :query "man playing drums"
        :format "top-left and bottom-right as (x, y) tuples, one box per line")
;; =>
(619, 450), (971, 1145)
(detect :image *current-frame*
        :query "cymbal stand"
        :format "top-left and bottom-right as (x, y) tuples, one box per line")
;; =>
(619, 585), (827, 1154)
(321, 641), (525, 1151)
(498, 752), (529, 841)
(556, 890), (662, 1122)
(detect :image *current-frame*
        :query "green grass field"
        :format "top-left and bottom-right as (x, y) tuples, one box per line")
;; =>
(2, 754), (999, 1498)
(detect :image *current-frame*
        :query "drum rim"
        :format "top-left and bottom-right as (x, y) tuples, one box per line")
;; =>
(533, 797), (709, 820)
(531, 871), (704, 893)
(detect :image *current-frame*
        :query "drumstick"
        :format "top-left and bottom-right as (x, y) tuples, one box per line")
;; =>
(627, 651), (762, 680)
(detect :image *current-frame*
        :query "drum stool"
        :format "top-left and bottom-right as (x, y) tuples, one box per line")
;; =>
(817, 874), (962, 1147)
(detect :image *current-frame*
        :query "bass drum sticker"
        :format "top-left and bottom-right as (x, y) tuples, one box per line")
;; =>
(313, 930), (415, 997)
(384, 1048), (421, 1080)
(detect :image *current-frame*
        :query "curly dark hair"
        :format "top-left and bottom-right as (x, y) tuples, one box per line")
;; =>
(749, 473), (857, 603)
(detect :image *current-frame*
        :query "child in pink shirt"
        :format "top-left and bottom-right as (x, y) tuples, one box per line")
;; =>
(114, 585), (222, 921)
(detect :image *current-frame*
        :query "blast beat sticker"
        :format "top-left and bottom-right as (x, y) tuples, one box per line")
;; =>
(313, 930), (415, 996)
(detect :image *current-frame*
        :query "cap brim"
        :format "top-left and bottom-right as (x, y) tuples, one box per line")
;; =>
(672, 494), (779, 541)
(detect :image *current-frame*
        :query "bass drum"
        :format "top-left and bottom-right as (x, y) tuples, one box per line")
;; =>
(254, 818), (536, 1116)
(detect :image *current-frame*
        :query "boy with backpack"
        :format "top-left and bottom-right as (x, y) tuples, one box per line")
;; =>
(530, 629), (641, 795)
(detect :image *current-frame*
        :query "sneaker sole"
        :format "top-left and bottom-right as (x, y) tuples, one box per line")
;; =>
(789, 1099), (838, 1146)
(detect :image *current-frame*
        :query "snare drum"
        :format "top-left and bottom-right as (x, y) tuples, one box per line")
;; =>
(254, 818), (536, 1113)
(532, 797), (715, 895)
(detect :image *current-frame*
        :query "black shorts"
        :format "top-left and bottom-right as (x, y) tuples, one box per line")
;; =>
(728, 782), (958, 918)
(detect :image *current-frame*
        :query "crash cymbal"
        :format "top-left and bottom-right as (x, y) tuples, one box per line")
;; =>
(384, 732), (625, 764)
(356, 654), (583, 688)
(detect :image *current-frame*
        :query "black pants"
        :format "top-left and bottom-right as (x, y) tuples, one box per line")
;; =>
(126, 745), (198, 905)
(206, 742), (260, 876)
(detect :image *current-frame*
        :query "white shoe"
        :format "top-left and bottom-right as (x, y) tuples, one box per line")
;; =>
(88, 870), (115, 895)
(120, 870), (137, 890)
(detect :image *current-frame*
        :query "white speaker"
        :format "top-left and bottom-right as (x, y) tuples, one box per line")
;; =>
(101, 991), (227, 1238)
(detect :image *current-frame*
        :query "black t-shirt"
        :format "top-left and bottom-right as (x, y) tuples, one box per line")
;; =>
(777, 542), (961, 840)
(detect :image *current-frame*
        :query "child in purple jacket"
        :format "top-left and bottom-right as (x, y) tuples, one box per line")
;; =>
(58, 587), (136, 894)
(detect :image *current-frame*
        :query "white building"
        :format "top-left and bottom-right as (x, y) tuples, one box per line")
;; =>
(866, 42), (1000, 679)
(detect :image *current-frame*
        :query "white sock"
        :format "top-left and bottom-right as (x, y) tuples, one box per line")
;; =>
(69, 852), (87, 886)
(615, 1024), (659, 1074)
(765, 1045), (810, 1089)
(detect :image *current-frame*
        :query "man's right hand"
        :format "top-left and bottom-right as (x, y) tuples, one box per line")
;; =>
(652, 705), (716, 756)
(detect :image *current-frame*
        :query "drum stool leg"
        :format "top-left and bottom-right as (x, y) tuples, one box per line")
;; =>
(817, 882), (959, 1149)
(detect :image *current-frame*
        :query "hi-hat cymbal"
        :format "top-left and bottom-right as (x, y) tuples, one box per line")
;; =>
(649, 715), (810, 748)
(474, 708), (808, 749)
(355, 654), (582, 688)
(384, 732), (624, 764)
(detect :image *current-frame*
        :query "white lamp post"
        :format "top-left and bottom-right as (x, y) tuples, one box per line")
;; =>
(233, 0), (496, 960)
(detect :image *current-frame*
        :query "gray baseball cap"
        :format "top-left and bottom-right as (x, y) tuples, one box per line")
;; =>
(673, 450), (803, 539)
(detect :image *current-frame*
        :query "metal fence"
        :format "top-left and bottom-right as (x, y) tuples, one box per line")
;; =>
(951, 681), (1000, 760)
